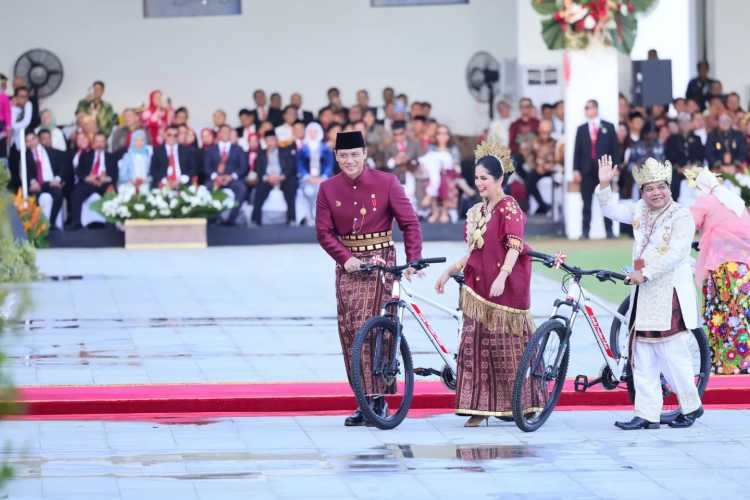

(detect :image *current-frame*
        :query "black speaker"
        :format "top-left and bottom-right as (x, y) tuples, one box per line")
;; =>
(632, 60), (673, 107)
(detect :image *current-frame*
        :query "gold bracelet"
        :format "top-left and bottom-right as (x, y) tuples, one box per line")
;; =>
(500, 265), (513, 274)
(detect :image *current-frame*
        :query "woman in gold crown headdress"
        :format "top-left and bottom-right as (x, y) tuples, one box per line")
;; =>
(434, 140), (543, 427)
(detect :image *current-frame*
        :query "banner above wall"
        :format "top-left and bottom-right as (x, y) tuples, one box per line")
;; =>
(531, 0), (656, 54)
(372, 0), (467, 6)
(143, 0), (242, 18)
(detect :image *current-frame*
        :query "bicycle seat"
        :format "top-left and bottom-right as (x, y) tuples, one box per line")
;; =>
(450, 272), (464, 285)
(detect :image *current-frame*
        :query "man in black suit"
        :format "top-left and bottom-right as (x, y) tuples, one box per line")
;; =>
(38, 128), (73, 189)
(8, 132), (65, 227)
(573, 99), (619, 239)
(705, 113), (747, 168)
(70, 132), (118, 228)
(150, 125), (197, 188)
(252, 130), (297, 225)
(235, 108), (257, 147)
(319, 87), (348, 118)
(665, 113), (705, 200)
(289, 93), (314, 124)
(356, 89), (378, 118)
(204, 124), (247, 224)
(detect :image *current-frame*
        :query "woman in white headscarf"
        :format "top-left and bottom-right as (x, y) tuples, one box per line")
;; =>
(687, 166), (750, 374)
(296, 122), (333, 225)
(35, 109), (67, 151)
(117, 129), (152, 188)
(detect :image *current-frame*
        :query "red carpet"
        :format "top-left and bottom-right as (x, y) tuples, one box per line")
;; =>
(12, 375), (750, 419)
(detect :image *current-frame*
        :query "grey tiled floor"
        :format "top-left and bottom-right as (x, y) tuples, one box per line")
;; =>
(2, 410), (747, 499)
(1, 243), (618, 386)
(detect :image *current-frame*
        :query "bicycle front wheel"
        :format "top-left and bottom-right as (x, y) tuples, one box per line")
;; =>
(512, 320), (570, 432)
(351, 315), (414, 430)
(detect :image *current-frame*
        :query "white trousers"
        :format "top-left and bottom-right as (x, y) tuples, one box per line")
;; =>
(632, 331), (702, 422)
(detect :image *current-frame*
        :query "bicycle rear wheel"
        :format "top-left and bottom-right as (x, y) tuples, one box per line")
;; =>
(512, 320), (570, 432)
(351, 315), (414, 430)
(610, 297), (711, 422)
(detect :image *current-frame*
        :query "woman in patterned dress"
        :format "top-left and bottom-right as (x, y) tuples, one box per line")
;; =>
(435, 140), (537, 427)
(687, 167), (750, 374)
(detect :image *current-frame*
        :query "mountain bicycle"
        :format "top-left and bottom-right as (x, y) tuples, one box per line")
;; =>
(511, 250), (710, 432)
(350, 256), (462, 430)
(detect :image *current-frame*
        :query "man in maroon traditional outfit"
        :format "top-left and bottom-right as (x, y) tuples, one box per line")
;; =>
(316, 130), (423, 426)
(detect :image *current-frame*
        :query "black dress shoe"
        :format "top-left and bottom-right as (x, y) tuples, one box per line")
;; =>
(668, 407), (704, 428)
(344, 408), (366, 426)
(614, 416), (660, 430)
(535, 204), (551, 215)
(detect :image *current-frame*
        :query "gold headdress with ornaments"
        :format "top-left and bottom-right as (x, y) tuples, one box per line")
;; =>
(682, 165), (700, 188)
(632, 157), (673, 186)
(474, 139), (514, 174)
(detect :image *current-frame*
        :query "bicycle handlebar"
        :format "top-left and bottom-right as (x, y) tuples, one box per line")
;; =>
(526, 250), (627, 283)
(358, 257), (447, 275)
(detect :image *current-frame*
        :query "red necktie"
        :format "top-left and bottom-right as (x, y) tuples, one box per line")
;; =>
(34, 149), (44, 183)
(220, 146), (228, 163)
(167, 146), (177, 181)
(590, 123), (599, 160)
(92, 152), (102, 176)
(397, 141), (406, 153)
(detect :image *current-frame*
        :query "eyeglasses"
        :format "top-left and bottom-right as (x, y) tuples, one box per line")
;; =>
(166, 133), (178, 138)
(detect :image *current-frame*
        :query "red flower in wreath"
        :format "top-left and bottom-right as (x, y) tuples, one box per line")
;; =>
(587, 0), (608, 20)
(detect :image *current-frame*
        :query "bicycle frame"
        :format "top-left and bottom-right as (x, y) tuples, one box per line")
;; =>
(379, 275), (461, 376)
(551, 278), (630, 380)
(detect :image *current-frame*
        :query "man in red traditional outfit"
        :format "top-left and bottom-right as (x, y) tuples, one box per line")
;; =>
(316, 130), (423, 426)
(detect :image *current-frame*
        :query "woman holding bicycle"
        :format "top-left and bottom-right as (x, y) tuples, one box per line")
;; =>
(435, 140), (540, 427)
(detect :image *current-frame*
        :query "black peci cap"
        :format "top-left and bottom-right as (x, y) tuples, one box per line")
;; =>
(335, 131), (365, 150)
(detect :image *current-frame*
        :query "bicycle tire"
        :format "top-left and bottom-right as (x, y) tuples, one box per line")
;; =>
(512, 320), (570, 432)
(351, 315), (414, 430)
(611, 297), (712, 420)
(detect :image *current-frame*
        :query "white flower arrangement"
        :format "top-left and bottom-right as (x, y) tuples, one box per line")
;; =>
(92, 182), (234, 225)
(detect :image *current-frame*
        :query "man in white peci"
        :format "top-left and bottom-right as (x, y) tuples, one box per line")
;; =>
(596, 155), (703, 430)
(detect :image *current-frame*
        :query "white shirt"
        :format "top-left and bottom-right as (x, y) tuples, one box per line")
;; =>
(694, 127), (707, 146)
(218, 141), (232, 156)
(552, 116), (564, 140)
(11, 101), (32, 149)
(238, 125), (256, 152)
(588, 118), (601, 135)
(32, 145), (55, 182)
(487, 116), (513, 147)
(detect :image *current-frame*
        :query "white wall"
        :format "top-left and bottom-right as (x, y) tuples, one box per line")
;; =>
(630, 0), (694, 101)
(708, 0), (750, 105)
(0, 0), (516, 135)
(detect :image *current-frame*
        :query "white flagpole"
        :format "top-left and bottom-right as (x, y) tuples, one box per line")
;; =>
(19, 129), (28, 202)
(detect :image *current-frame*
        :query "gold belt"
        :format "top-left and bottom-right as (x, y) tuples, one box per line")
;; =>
(340, 231), (394, 252)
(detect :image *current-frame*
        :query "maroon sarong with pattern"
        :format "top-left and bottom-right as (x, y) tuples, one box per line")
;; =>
(335, 246), (396, 395)
(455, 317), (544, 417)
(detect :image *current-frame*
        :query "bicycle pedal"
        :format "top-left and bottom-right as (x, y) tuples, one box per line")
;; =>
(574, 374), (589, 393)
(414, 367), (440, 377)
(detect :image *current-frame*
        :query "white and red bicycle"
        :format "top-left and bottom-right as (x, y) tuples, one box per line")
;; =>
(512, 250), (711, 432)
(350, 257), (461, 430)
